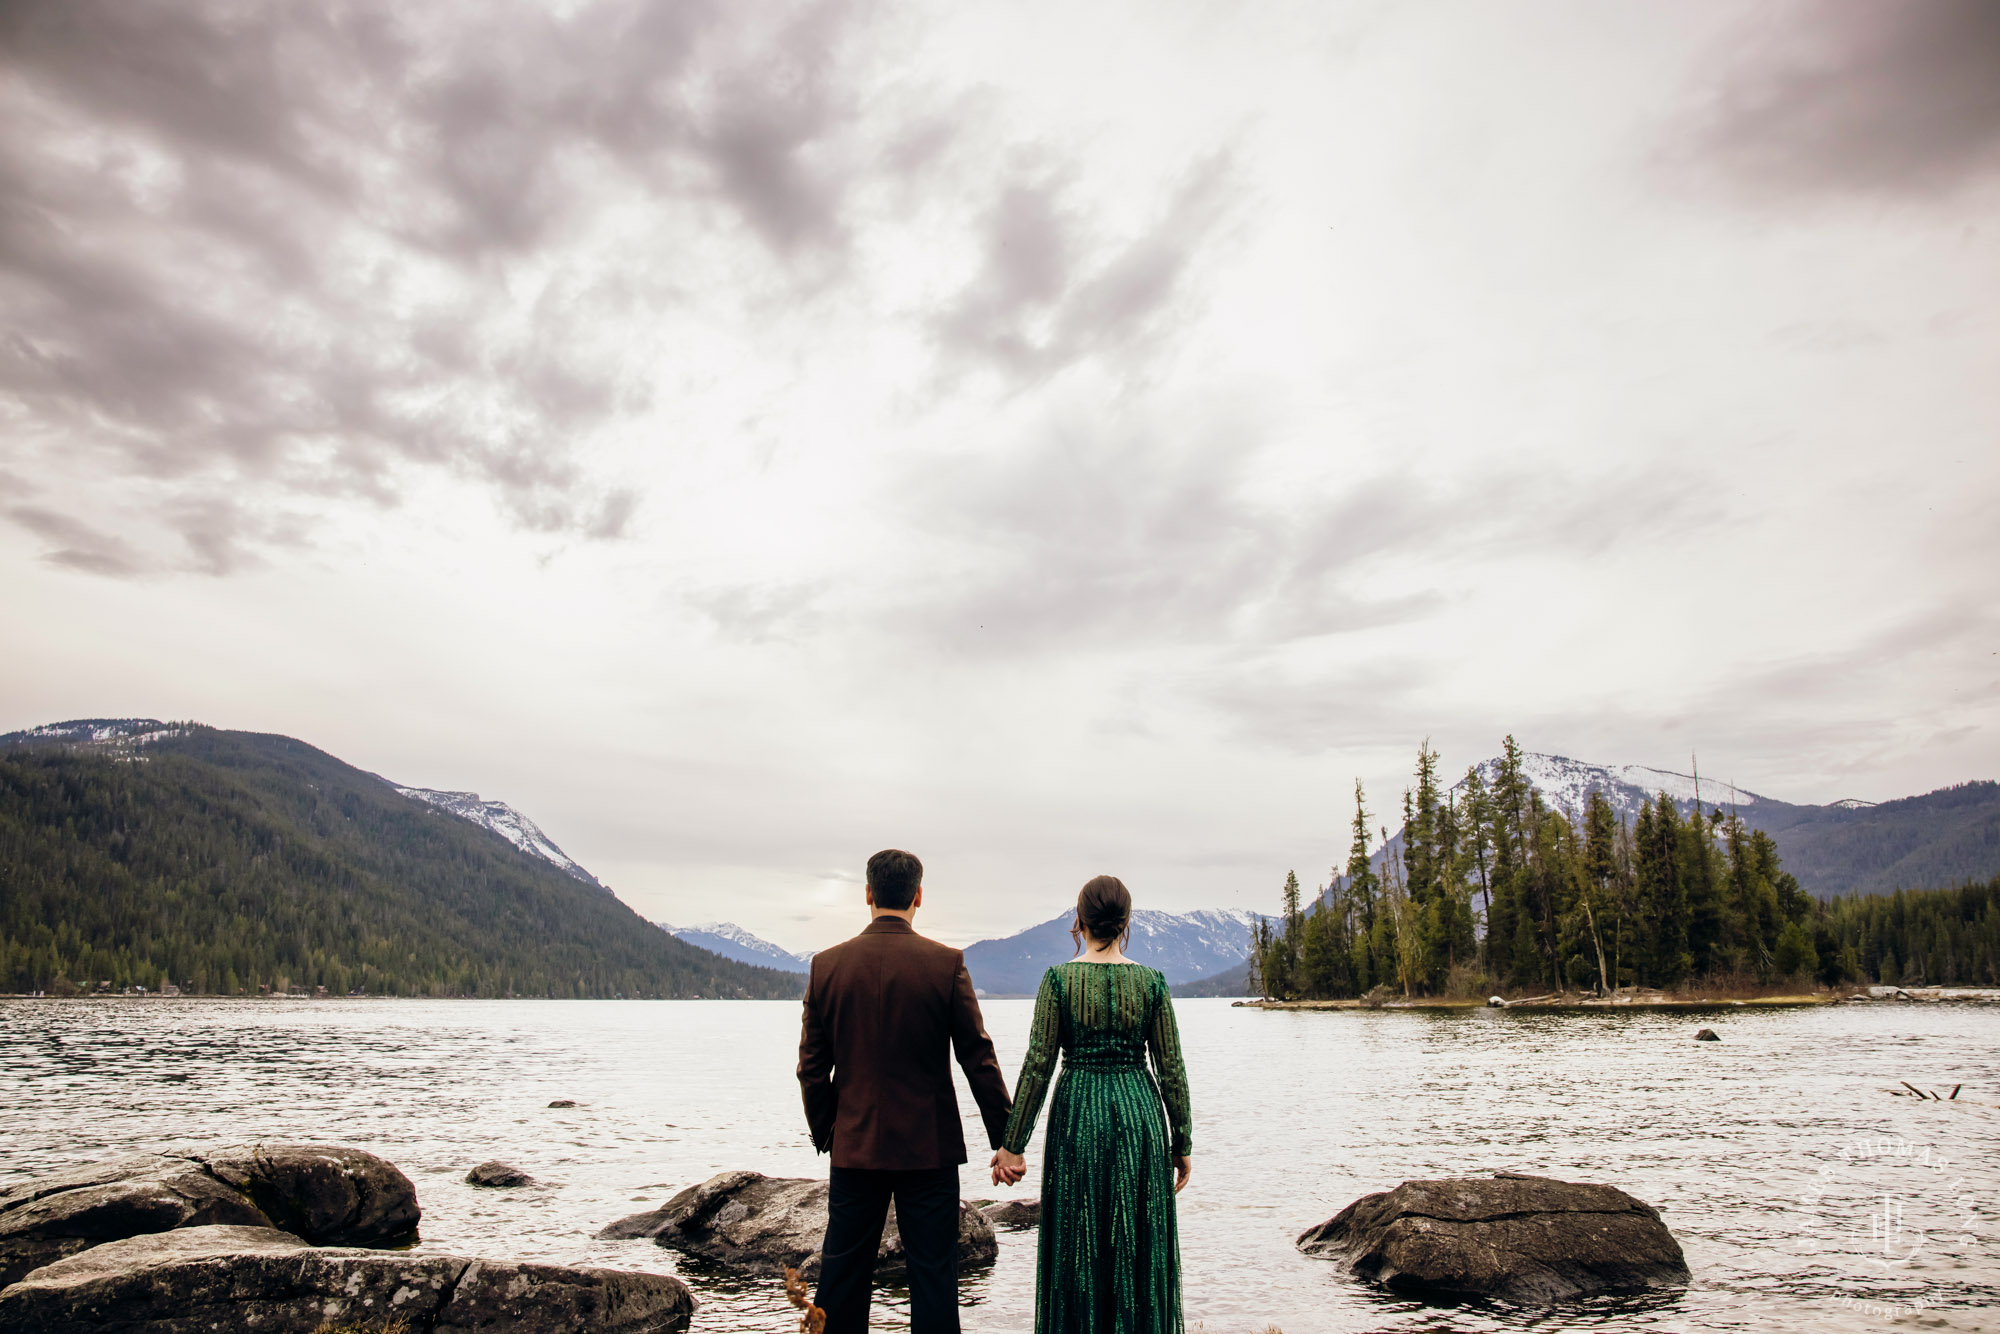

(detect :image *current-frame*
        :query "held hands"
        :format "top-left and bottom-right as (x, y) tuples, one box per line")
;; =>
(990, 1148), (1027, 1187)
(1173, 1154), (1192, 1194)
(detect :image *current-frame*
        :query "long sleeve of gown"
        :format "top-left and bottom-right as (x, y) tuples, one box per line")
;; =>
(1001, 967), (1063, 1154)
(1147, 985), (1193, 1157)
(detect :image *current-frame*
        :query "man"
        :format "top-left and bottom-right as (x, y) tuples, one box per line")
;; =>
(797, 848), (1017, 1333)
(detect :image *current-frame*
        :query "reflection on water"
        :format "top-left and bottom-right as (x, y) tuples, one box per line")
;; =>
(2, 997), (1996, 1332)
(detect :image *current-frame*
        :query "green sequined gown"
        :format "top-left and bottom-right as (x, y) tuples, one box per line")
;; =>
(1001, 962), (1192, 1334)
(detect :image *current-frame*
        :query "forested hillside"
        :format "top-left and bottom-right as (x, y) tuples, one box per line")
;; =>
(0, 725), (803, 999)
(1738, 781), (2000, 898)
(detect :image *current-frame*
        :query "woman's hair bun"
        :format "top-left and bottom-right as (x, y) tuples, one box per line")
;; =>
(1071, 874), (1133, 952)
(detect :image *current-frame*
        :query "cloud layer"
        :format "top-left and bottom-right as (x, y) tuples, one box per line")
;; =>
(3, 1), (1995, 945)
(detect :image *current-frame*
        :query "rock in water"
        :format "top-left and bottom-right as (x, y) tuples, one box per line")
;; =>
(1296, 1172), (1688, 1304)
(0, 1224), (693, 1334)
(596, 1170), (997, 1279)
(1694, 1028), (1720, 1041)
(0, 1145), (418, 1288)
(466, 1160), (536, 1188)
(978, 1199), (1041, 1230)
(548, 1099), (579, 1108)
(198, 1144), (420, 1246)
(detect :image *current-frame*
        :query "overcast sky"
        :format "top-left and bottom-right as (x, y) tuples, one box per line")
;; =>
(4, 0), (1997, 951)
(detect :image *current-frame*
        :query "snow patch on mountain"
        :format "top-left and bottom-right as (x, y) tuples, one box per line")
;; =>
(963, 907), (1263, 994)
(659, 921), (812, 973)
(1, 718), (187, 749)
(1464, 753), (1765, 822)
(395, 786), (607, 892)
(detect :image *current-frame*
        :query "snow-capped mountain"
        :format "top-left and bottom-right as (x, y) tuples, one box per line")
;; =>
(393, 787), (607, 893)
(1322, 752), (1777, 896)
(658, 922), (812, 974)
(1462, 752), (1767, 824)
(962, 907), (1262, 996)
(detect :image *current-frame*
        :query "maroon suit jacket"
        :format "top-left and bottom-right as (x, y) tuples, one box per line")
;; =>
(797, 916), (1012, 1171)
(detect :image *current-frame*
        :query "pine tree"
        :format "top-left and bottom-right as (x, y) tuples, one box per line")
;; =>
(1344, 781), (1381, 991)
(1280, 869), (1303, 997)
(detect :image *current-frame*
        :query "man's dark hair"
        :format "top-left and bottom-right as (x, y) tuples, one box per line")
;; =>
(867, 849), (923, 911)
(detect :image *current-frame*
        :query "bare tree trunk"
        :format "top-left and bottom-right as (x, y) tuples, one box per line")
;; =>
(1582, 892), (1611, 996)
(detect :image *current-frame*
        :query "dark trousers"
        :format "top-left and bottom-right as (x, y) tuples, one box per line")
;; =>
(816, 1164), (960, 1334)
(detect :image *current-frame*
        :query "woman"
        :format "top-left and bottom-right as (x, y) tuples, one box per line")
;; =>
(994, 875), (1192, 1334)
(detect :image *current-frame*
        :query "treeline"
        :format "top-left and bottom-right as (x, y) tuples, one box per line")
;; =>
(0, 730), (803, 1000)
(1252, 738), (2000, 999)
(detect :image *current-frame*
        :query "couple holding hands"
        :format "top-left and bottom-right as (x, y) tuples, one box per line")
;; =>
(798, 851), (1193, 1334)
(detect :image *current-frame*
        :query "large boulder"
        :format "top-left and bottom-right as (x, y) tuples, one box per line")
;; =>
(597, 1170), (996, 1280)
(0, 1145), (418, 1287)
(1296, 1172), (1689, 1304)
(197, 1144), (420, 1246)
(0, 1224), (693, 1334)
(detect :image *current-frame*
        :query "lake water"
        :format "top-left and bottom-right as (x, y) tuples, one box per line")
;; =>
(2, 997), (1996, 1333)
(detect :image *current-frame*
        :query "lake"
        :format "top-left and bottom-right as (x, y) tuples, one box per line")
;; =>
(2, 996), (1995, 1333)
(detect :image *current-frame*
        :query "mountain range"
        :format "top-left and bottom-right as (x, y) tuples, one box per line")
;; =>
(0, 720), (801, 998)
(6, 719), (1994, 1000)
(655, 909), (1265, 997)
(659, 921), (813, 973)
(959, 908), (1260, 996)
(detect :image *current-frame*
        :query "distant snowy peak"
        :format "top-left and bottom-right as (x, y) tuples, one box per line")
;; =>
(1, 718), (188, 749)
(1127, 907), (1261, 945)
(395, 786), (607, 892)
(1463, 752), (1765, 822)
(963, 906), (1264, 993)
(659, 921), (812, 974)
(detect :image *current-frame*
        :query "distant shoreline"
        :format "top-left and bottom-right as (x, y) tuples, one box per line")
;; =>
(1235, 985), (2000, 1011)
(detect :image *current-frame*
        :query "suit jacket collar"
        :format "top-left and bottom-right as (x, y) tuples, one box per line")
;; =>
(862, 915), (916, 937)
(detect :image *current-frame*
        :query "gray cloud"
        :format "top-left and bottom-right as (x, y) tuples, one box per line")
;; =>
(0, 0), (884, 574)
(4, 505), (144, 577)
(1690, 0), (2000, 196)
(933, 154), (1231, 380)
(895, 414), (1714, 656)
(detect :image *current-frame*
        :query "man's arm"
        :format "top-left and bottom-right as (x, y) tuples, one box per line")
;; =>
(948, 955), (1012, 1150)
(797, 961), (836, 1153)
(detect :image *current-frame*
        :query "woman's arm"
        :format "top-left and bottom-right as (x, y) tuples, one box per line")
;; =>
(999, 967), (1063, 1156)
(1146, 977), (1193, 1163)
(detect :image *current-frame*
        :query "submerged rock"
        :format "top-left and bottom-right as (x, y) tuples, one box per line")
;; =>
(1694, 1028), (1720, 1041)
(0, 1144), (417, 1288)
(466, 1160), (535, 1188)
(0, 1224), (693, 1334)
(1296, 1172), (1688, 1304)
(597, 1170), (996, 1280)
(548, 1099), (579, 1108)
(978, 1198), (1041, 1230)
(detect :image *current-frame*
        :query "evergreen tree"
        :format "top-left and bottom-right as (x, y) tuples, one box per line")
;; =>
(1344, 781), (1381, 991)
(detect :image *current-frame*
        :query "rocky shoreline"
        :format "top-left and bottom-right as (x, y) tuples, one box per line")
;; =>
(1, 1142), (1690, 1328)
